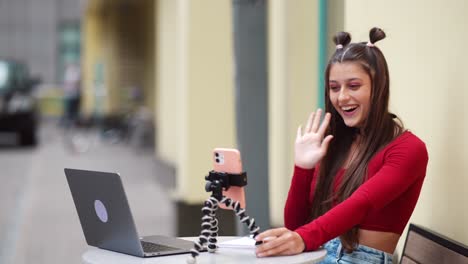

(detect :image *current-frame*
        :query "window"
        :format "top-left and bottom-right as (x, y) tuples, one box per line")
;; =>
(0, 61), (10, 90)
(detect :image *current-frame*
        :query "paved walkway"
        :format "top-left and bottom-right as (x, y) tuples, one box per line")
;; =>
(0, 120), (176, 264)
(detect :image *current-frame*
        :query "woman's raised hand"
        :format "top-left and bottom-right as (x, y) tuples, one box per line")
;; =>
(295, 109), (333, 169)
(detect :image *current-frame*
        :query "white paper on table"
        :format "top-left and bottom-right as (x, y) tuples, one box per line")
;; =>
(218, 236), (256, 249)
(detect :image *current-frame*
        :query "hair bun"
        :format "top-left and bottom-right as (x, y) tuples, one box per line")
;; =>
(369, 27), (386, 44)
(333, 31), (351, 47)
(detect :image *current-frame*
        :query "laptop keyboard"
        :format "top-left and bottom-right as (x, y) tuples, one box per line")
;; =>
(141, 241), (180, 253)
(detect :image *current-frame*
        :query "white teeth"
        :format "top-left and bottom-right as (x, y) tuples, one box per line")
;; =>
(341, 106), (357, 111)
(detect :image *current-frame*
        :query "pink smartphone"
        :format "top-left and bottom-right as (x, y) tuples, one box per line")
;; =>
(213, 148), (246, 209)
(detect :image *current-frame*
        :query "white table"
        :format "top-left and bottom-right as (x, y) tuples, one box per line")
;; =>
(82, 236), (327, 264)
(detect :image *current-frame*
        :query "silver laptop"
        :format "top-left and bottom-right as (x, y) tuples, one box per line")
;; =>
(65, 168), (194, 257)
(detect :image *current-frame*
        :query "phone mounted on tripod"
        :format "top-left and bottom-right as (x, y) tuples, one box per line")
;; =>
(187, 169), (262, 263)
(204, 170), (247, 200)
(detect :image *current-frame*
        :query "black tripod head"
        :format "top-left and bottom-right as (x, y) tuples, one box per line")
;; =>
(204, 170), (247, 201)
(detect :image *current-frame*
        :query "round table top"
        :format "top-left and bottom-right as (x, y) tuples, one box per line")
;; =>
(82, 236), (327, 264)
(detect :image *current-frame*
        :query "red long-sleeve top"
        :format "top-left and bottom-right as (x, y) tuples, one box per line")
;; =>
(284, 131), (428, 251)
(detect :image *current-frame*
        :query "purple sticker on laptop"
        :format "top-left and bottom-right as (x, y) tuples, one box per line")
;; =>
(94, 200), (108, 223)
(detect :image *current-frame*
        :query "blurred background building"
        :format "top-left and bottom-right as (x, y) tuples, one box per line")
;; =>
(0, 0), (82, 83)
(0, 0), (466, 263)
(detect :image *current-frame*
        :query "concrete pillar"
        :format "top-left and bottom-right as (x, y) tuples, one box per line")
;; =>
(232, 0), (270, 232)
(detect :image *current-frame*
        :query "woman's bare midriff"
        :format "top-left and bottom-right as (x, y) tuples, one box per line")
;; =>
(358, 229), (400, 254)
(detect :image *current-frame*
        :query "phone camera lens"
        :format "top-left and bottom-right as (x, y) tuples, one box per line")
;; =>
(215, 152), (219, 157)
(215, 158), (220, 163)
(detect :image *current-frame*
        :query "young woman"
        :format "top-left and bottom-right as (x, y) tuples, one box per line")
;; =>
(255, 27), (428, 263)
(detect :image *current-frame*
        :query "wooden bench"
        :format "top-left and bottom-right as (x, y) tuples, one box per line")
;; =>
(400, 223), (468, 264)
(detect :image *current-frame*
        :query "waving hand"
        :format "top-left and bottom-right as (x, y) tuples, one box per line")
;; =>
(295, 109), (333, 169)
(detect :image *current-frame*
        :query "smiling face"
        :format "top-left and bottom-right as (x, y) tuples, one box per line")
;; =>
(328, 62), (372, 128)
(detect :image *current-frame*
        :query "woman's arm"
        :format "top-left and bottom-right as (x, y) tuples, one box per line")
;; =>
(284, 166), (315, 230)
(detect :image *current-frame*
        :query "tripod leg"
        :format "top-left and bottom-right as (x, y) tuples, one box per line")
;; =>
(221, 197), (263, 245)
(187, 196), (220, 263)
(206, 197), (219, 253)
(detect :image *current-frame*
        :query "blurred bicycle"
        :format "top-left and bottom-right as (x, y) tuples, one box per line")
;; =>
(62, 107), (154, 154)
(62, 82), (154, 154)
(62, 113), (126, 154)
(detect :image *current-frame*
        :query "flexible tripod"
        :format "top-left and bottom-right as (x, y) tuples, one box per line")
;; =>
(186, 170), (262, 264)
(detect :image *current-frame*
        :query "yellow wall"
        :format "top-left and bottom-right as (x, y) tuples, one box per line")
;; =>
(83, 0), (155, 116)
(155, 0), (178, 163)
(327, 1), (344, 55)
(82, 5), (124, 115)
(82, 7), (107, 115)
(156, 0), (236, 203)
(268, 0), (319, 226)
(343, 0), (468, 255)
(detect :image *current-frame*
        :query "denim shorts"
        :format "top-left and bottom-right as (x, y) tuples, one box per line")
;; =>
(319, 238), (393, 264)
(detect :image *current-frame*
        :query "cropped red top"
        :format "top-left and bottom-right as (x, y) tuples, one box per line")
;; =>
(284, 131), (428, 251)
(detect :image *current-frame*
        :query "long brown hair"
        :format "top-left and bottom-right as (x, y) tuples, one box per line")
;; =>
(309, 27), (404, 251)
